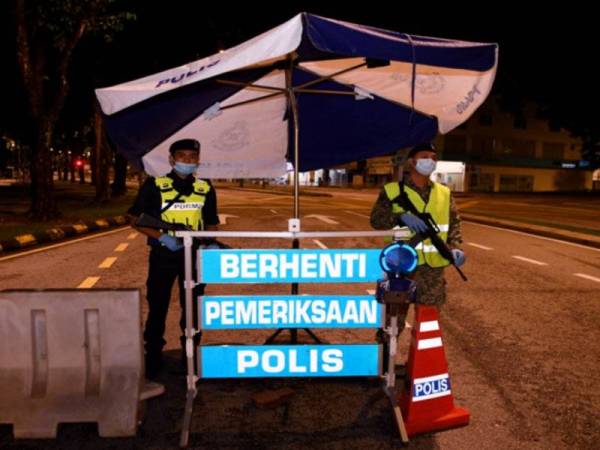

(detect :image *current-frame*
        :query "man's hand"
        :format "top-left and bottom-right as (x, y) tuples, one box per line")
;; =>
(158, 234), (183, 251)
(399, 212), (428, 233)
(451, 248), (466, 266)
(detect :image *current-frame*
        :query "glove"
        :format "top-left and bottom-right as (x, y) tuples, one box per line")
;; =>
(399, 212), (428, 234)
(158, 234), (183, 252)
(451, 248), (466, 267)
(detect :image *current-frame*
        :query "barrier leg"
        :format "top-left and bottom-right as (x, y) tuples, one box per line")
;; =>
(384, 306), (409, 445)
(180, 236), (198, 448)
(179, 389), (196, 448)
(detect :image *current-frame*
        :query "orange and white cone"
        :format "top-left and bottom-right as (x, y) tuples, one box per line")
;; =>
(399, 304), (469, 436)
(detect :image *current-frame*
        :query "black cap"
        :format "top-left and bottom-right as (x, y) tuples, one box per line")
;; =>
(407, 142), (436, 158)
(169, 138), (200, 154)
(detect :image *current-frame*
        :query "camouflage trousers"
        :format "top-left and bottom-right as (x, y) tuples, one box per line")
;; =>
(377, 265), (447, 346)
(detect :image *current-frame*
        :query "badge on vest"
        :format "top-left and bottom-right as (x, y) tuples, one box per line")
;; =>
(163, 202), (204, 211)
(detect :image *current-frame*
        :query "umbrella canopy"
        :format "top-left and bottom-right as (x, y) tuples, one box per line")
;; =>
(96, 13), (498, 179)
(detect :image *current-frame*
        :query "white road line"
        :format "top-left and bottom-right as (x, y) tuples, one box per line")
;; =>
(313, 239), (328, 249)
(127, 232), (138, 240)
(98, 257), (117, 269)
(270, 209), (278, 214)
(573, 273), (600, 283)
(464, 222), (600, 252)
(512, 255), (548, 266)
(0, 226), (131, 262)
(218, 214), (239, 225)
(345, 210), (370, 219)
(467, 242), (493, 251)
(78, 277), (100, 289)
(304, 214), (340, 225)
(114, 243), (129, 252)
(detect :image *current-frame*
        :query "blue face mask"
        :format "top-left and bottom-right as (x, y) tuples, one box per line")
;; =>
(415, 158), (436, 176)
(174, 162), (198, 176)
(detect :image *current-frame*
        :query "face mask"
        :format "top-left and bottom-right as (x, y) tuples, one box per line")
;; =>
(415, 158), (436, 176)
(174, 162), (198, 176)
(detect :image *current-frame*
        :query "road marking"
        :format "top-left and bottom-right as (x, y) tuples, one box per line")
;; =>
(512, 255), (548, 266)
(218, 214), (239, 225)
(270, 209), (278, 214)
(78, 277), (100, 289)
(114, 243), (129, 252)
(304, 214), (339, 225)
(457, 200), (480, 210)
(573, 273), (600, 283)
(464, 222), (600, 253)
(127, 232), (138, 240)
(0, 227), (131, 262)
(467, 242), (493, 251)
(313, 239), (328, 249)
(99, 257), (117, 269)
(345, 210), (370, 219)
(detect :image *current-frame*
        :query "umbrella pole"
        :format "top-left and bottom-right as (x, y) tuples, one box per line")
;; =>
(287, 62), (300, 219)
(265, 57), (323, 345)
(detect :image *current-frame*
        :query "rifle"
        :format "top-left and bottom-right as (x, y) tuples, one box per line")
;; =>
(134, 213), (230, 248)
(393, 183), (468, 282)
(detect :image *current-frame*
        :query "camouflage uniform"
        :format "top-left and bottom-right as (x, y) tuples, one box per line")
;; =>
(371, 177), (462, 340)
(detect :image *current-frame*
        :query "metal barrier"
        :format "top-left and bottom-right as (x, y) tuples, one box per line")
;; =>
(176, 226), (409, 447)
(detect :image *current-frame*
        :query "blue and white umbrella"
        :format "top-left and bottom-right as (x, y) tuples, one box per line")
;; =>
(96, 13), (498, 186)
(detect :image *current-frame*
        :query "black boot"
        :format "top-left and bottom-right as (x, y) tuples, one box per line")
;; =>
(145, 351), (164, 380)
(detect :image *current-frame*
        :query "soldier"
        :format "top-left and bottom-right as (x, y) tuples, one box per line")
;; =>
(370, 142), (465, 338)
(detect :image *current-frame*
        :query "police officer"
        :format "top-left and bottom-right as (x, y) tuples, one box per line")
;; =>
(370, 142), (465, 336)
(129, 138), (219, 379)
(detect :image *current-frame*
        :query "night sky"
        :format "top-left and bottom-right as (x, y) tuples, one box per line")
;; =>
(2, 2), (598, 142)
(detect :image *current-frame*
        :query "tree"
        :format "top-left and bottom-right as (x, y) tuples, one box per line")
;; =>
(13, 0), (134, 220)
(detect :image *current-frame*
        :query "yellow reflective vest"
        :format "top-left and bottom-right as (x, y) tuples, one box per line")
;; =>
(155, 176), (211, 232)
(383, 181), (450, 268)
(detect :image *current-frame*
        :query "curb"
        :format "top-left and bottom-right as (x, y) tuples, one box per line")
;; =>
(3, 212), (599, 256)
(462, 213), (600, 249)
(0, 216), (130, 254)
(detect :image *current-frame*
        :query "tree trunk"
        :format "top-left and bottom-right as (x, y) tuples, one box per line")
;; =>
(94, 104), (111, 203)
(111, 152), (128, 197)
(29, 121), (59, 220)
(90, 143), (97, 185)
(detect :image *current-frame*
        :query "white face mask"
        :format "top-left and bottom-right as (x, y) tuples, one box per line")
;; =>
(415, 158), (436, 176)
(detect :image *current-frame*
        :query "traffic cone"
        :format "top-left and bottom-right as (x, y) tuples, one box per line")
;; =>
(399, 305), (469, 436)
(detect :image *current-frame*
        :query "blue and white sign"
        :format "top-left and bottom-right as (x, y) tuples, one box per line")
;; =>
(200, 295), (383, 329)
(198, 249), (382, 284)
(200, 344), (381, 378)
(412, 373), (452, 402)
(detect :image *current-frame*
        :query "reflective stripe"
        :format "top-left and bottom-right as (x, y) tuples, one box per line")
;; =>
(161, 201), (205, 211)
(414, 243), (440, 253)
(417, 337), (443, 350)
(419, 320), (440, 332)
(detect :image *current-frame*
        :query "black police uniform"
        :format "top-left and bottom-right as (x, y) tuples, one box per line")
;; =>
(129, 171), (219, 375)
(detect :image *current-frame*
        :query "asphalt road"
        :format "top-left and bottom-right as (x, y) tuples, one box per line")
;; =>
(1, 188), (599, 449)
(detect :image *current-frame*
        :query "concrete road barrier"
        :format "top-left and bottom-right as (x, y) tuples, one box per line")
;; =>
(0, 289), (144, 438)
